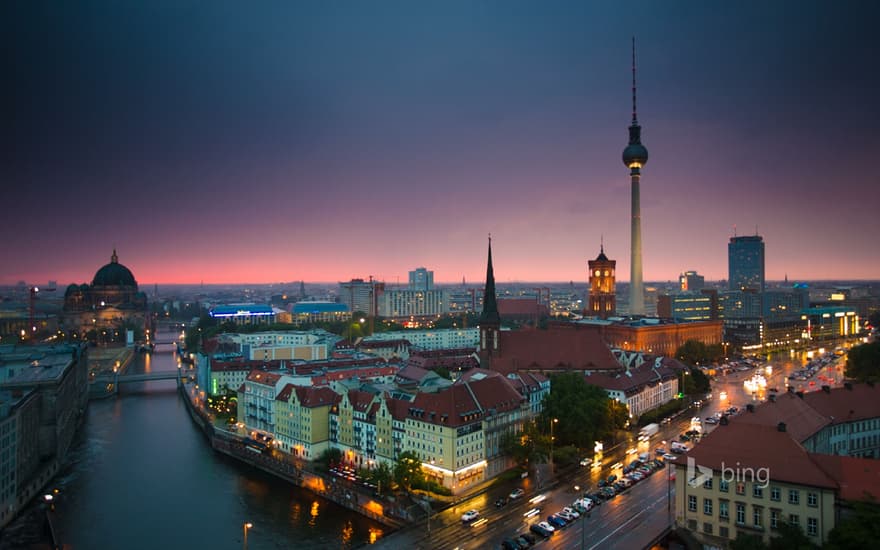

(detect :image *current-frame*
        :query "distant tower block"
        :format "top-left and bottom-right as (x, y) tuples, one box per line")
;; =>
(588, 244), (616, 319)
(622, 37), (649, 315)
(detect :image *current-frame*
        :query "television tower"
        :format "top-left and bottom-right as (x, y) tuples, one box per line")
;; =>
(622, 37), (648, 315)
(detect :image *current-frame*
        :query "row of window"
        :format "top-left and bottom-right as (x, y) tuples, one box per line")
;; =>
(701, 479), (819, 506)
(688, 497), (819, 536)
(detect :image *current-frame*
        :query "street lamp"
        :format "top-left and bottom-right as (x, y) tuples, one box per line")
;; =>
(243, 522), (253, 550)
(550, 418), (558, 473)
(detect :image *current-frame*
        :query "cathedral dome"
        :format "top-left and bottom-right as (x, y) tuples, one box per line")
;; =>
(92, 249), (137, 287)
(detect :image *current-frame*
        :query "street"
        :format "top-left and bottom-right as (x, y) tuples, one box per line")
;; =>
(370, 344), (852, 550)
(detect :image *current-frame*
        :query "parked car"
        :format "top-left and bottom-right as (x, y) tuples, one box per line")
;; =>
(502, 538), (522, 550)
(547, 515), (567, 528)
(515, 535), (531, 548)
(562, 506), (580, 518)
(509, 488), (525, 500)
(530, 523), (553, 537)
(519, 532), (537, 545)
(557, 510), (575, 521)
(461, 510), (480, 523)
(537, 520), (556, 533)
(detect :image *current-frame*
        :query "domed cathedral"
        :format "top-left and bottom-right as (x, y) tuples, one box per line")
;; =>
(63, 249), (148, 337)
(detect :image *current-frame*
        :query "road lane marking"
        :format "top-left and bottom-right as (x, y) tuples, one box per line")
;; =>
(588, 495), (666, 550)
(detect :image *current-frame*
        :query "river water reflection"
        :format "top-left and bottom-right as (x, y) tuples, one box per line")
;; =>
(45, 335), (383, 549)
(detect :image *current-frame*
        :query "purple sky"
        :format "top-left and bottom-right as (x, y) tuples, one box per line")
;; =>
(4, 1), (879, 286)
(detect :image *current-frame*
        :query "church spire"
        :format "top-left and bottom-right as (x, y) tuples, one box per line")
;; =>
(111, 248), (118, 263)
(480, 235), (500, 325)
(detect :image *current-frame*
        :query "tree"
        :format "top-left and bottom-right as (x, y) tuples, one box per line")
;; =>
(826, 499), (880, 549)
(369, 462), (394, 495)
(676, 340), (725, 365)
(393, 451), (425, 492)
(501, 420), (549, 469)
(730, 532), (766, 550)
(433, 367), (452, 380)
(768, 521), (817, 550)
(314, 447), (342, 472)
(845, 341), (880, 383)
(541, 372), (627, 449)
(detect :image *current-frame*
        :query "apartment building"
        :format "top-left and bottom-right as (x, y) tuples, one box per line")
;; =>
(675, 384), (880, 546)
(274, 384), (338, 460)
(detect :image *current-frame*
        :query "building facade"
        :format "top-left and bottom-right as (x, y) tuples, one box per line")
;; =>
(728, 235), (765, 292)
(62, 249), (148, 336)
(588, 246), (616, 319)
(339, 278), (384, 317)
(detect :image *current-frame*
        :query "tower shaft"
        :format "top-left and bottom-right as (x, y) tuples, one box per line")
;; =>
(629, 171), (644, 315)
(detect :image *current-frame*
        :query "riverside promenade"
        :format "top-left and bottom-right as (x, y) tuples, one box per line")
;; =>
(177, 380), (409, 530)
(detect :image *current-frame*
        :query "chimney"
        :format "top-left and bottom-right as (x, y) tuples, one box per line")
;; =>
(746, 403), (755, 413)
(822, 385), (831, 393)
(769, 394), (776, 403)
(844, 382), (853, 390)
(796, 391), (804, 399)
(778, 422), (787, 432)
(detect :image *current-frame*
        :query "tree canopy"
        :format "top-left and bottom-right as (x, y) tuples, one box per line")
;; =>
(501, 420), (549, 469)
(393, 451), (425, 492)
(845, 341), (880, 383)
(676, 339), (725, 365)
(826, 499), (880, 549)
(540, 372), (628, 449)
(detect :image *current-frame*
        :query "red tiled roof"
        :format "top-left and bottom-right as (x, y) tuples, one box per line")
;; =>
(346, 389), (376, 412)
(408, 353), (479, 371)
(294, 385), (340, 408)
(276, 383), (294, 402)
(811, 454), (880, 502)
(491, 327), (622, 374)
(686, 422), (837, 490)
(802, 383), (880, 425)
(407, 376), (524, 427)
(735, 391), (831, 443)
(246, 370), (282, 386)
(497, 298), (549, 318)
(309, 365), (398, 386)
(386, 396), (412, 421)
(586, 365), (677, 395)
(395, 364), (433, 384)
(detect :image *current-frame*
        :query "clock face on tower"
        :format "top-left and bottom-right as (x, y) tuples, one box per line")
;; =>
(595, 270), (601, 276)
(604, 270), (609, 276)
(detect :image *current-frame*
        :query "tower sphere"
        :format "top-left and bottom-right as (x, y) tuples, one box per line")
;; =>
(622, 127), (649, 168)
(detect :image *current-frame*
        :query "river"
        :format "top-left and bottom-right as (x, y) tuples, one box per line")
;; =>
(1, 331), (385, 549)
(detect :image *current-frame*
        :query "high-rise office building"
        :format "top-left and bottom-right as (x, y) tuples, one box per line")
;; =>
(339, 278), (384, 317)
(679, 271), (704, 292)
(408, 267), (433, 291)
(728, 235), (765, 291)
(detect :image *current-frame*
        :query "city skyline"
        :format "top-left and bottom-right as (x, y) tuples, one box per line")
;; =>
(5, 1), (879, 285)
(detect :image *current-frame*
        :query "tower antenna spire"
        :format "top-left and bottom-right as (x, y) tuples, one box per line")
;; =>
(600, 234), (604, 254)
(632, 36), (638, 123)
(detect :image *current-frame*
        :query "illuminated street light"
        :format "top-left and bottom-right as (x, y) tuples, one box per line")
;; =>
(243, 522), (253, 550)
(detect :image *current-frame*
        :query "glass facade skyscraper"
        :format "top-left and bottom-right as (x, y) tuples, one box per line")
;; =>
(728, 235), (765, 291)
